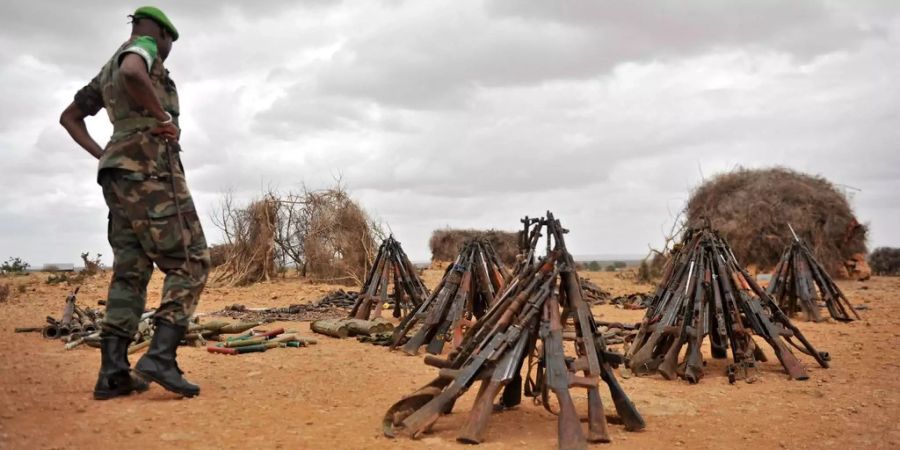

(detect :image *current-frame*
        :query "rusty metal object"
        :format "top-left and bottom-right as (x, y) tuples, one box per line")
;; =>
(626, 226), (830, 384)
(384, 213), (643, 449)
(34, 288), (105, 344)
(767, 226), (861, 322)
(350, 235), (430, 321)
(390, 238), (509, 355)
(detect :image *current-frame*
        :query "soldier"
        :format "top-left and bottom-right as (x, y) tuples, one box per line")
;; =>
(59, 7), (210, 399)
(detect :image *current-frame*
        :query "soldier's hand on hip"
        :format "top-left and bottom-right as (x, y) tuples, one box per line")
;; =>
(151, 122), (180, 141)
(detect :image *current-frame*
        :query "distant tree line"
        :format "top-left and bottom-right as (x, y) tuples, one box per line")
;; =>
(1, 257), (29, 275)
(582, 261), (627, 272)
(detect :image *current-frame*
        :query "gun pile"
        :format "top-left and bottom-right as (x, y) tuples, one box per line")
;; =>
(595, 320), (640, 346)
(311, 317), (394, 338)
(207, 327), (317, 355)
(580, 278), (611, 304)
(349, 235), (430, 321)
(384, 213), (644, 448)
(214, 289), (357, 323)
(15, 288), (104, 342)
(767, 226), (861, 322)
(389, 238), (510, 355)
(609, 292), (651, 309)
(626, 226), (830, 384)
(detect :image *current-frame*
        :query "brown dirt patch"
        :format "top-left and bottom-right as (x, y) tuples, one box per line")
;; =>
(0, 270), (898, 449)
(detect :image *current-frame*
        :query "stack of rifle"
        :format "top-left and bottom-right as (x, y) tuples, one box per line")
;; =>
(580, 278), (611, 304)
(384, 213), (644, 448)
(767, 226), (861, 322)
(389, 238), (510, 354)
(609, 292), (651, 309)
(349, 235), (430, 321)
(215, 289), (359, 322)
(626, 226), (830, 384)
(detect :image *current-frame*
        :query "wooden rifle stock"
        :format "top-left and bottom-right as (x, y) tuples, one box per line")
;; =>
(542, 296), (587, 450)
(457, 325), (532, 444)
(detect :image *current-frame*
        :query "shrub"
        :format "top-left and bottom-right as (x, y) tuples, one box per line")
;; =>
(869, 247), (900, 276)
(81, 252), (103, 276)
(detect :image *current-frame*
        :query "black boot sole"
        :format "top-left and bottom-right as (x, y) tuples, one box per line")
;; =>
(93, 383), (150, 400)
(133, 369), (200, 398)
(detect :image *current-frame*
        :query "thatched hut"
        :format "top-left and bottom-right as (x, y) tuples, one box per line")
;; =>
(211, 184), (381, 287)
(686, 167), (867, 278)
(429, 228), (518, 265)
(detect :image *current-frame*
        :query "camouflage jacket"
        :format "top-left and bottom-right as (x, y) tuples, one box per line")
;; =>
(74, 36), (180, 178)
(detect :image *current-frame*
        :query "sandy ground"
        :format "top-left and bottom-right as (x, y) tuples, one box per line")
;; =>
(0, 269), (898, 450)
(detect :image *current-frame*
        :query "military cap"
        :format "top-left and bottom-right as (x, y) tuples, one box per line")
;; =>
(133, 6), (179, 41)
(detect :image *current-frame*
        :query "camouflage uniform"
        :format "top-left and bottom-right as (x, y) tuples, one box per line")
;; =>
(74, 36), (210, 338)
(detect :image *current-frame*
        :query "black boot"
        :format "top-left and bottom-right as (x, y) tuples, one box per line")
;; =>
(94, 334), (150, 400)
(134, 321), (200, 397)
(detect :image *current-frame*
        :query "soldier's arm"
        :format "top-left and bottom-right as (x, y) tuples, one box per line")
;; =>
(60, 103), (104, 159)
(119, 53), (179, 140)
(60, 74), (105, 159)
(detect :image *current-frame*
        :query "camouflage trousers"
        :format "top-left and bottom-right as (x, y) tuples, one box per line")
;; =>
(99, 163), (210, 338)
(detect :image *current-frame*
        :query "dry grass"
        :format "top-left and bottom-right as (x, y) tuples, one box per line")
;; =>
(212, 197), (278, 286)
(211, 183), (381, 287)
(429, 228), (518, 265)
(298, 188), (379, 285)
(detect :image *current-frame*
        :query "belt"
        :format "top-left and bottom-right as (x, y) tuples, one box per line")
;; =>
(111, 117), (159, 139)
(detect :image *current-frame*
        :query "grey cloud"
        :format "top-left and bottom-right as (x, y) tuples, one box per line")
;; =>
(253, 94), (371, 137)
(312, 1), (895, 110)
(2, 0), (900, 267)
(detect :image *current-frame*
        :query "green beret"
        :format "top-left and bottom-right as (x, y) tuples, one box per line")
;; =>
(133, 6), (179, 41)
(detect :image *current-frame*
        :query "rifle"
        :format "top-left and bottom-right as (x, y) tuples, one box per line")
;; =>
(401, 254), (468, 355)
(597, 350), (645, 431)
(713, 247), (752, 383)
(541, 291), (587, 450)
(396, 266), (557, 438)
(456, 316), (534, 444)
(793, 252), (822, 321)
(799, 238), (860, 321)
(725, 249), (820, 378)
(658, 251), (703, 380)
(708, 249), (729, 360)
(628, 259), (693, 374)
(371, 258), (392, 320)
(390, 262), (452, 349)
(628, 233), (702, 368)
(352, 247), (388, 320)
(765, 247), (791, 299)
(383, 253), (559, 439)
(682, 257), (709, 383)
(427, 265), (473, 355)
(547, 213), (610, 442)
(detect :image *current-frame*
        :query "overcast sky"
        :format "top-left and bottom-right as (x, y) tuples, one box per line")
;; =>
(1, 0), (898, 266)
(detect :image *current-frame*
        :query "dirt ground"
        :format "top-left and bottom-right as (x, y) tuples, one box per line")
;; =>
(0, 269), (898, 450)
